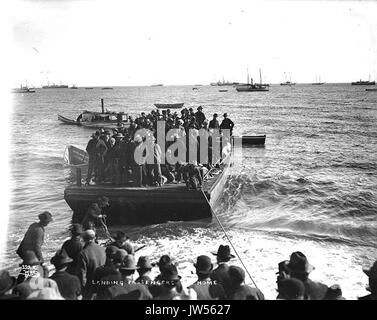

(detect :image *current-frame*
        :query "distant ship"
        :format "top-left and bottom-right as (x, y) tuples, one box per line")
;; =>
(280, 72), (296, 86)
(151, 84), (163, 87)
(12, 84), (35, 93)
(42, 82), (68, 89)
(312, 75), (324, 85)
(235, 68), (269, 92)
(280, 81), (296, 86)
(70, 84), (78, 89)
(210, 77), (234, 86)
(351, 79), (375, 85)
(102, 87), (113, 90)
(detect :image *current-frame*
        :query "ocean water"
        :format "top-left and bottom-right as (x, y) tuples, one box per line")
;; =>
(2, 84), (377, 299)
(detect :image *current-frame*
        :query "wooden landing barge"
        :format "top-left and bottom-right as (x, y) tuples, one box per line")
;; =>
(64, 154), (233, 226)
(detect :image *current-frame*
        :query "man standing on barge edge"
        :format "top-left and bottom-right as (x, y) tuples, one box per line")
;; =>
(16, 212), (53, 264)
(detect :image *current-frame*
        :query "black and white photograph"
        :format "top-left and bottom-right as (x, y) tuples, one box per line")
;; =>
(1, 0), (377, 306)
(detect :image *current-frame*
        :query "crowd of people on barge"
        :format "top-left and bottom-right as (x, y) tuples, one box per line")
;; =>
(1, 210), (376, 300)
(84, 106), (234, 189)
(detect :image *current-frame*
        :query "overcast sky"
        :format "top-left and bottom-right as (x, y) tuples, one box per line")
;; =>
(9, 0), (377, 86)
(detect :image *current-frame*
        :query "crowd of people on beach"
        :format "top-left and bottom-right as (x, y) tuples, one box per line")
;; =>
(84, 106), (234, 189)
(1, 209), (376, 300)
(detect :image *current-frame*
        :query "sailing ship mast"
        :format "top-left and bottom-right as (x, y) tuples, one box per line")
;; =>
(259, 68), (262, 85)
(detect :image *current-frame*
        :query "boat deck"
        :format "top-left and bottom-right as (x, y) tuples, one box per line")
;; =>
(65, 156), (232, 225)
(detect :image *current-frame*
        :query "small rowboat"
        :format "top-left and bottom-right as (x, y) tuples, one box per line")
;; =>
(233, 135), (266, 146)
(64, 145), (89, 167)
(154, 103), (184, 109)
(365, 88), (377, 92)
(219, 89), (228, 92)
(58, 114), (80, 125)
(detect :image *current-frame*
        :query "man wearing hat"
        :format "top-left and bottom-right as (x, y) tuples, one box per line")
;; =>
(81, 196), (109, 232)
(112, 128), (119, 139)
(61, 224), (84, 275)
(210, 245), (235, 297)
(109, 231), (134, 254)
(188, 255), (226, 300)
(154, 255), (173, 282)
(220, 113), (234, 136)
(105, 136), (120, 184)
(119, 132), (133, 185)
(228, 266), (265, 300)
(93, 245), (119, 283)
(103, 255), (152, 300)
(195, 106), (206, 128)
(0, 270), (19, 300)
(81, 203), (103, 231)
(359, 260), (377, 300)
(94, 248), (124, 300)
(209, 113), (220, 129)
(153, 264), (184, 300)
(95, 131), (108, 183)
(77, 229), (106, 299)
(16, 211), (53, 264)
(86, 131), (100, 185)
(281, 251), (328, 300)
(49, 249), (82, 300)
(135, 256), (155, 285)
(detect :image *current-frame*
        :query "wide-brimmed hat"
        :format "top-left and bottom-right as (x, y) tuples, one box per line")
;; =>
(115, 133), (124, 139)
(137, 256), (155, 270)
(38, 211), (53, 223)
(19, 250), (40, 266)
(0, 270), (17, 295)
(223, 113), (228, 117)
(161, 264), (181, 281)
(70, 223), (83, 236)
(194, 255), (213, 275)
(50, 249), (73, 267)
(119, 254), (138, 271)
(113, 231), (129, 242)
(363, 260), (377, 278)
(212, 245), (235, 260)
(197, 106), (203, 110)
(157, 255), (171, 268)
(213, 113), (218, 117)
(228, 266), (245, 284)
(286, 252), (314, 274)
